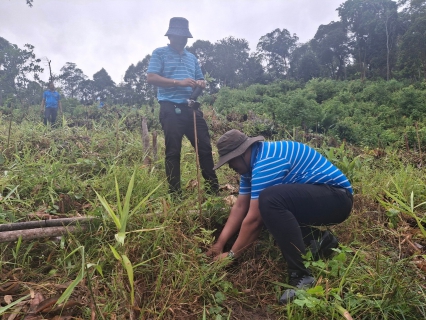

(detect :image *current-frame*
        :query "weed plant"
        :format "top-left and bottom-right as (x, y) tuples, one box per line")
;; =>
(0, 105), (425, 319)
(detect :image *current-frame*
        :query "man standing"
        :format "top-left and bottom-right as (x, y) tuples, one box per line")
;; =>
(41, 82), (62, 126)
(207, 129), (353, 304)
(147, 17), (219, 196)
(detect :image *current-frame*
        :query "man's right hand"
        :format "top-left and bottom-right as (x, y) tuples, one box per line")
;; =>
(205, 243), (224, 257)
(179, 78), (197, 88)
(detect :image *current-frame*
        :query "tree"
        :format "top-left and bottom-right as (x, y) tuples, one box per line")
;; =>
(397, 16), (426, 80)
(123, 55), (155, 105)
(59, 62), (87, 99)
(289, 43), (321, 82)
(338, 0), (399, 80)
(79, 79), (95, 105)
(257, 28), (299, 79)
(92, 68), (115, 101)
(210, 37), (251, 88)
(186, 40), (215, 76)
(0, 37), (43, 100)
(311, 21), (349, 80)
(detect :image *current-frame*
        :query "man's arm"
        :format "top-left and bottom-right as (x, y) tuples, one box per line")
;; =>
(220, 199), (263, 259)
(206, 194), (250, 256)
(147, 73), (199, 88)
(40, 96), (45, 113)
(58, 100), (62, 113)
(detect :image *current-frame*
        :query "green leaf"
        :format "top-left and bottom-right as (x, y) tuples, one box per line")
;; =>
(122, 255), (134, 305)
(95, 191), (121, 230)
(56, 246), (85, 306)
(109, 244), (122, 261)
(115, 232), (126, 246)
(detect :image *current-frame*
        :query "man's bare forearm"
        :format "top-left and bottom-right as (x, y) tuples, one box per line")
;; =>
(215, 195), (250, 248)
(229, 199), (263, 257)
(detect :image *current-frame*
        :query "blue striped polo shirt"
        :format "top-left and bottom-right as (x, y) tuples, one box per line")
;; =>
(240, 141), (353, 199)
(147, 45), (204, 104)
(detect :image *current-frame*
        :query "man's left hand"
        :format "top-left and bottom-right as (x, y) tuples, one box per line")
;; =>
(196, 80), (206, 89)
(214, 252), (231, 261)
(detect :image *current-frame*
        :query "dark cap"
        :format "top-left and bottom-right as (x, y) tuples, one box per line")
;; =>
(165, 17), (193, 38)
(213, 129), (264, 170)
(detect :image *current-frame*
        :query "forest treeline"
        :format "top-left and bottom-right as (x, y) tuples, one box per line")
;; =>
(1, 0), (425, 108)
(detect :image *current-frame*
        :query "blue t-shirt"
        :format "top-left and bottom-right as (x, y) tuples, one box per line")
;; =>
(147, 45), (204, 104)
(43, 90), (60, 108)
(240, 141), (353, 199)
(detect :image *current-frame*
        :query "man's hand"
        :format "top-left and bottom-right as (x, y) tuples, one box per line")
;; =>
(214, 252), (231, 261)
(179, 78), (197, 88)
(205, 243), (224, 257)
(196, 80), (206, 89)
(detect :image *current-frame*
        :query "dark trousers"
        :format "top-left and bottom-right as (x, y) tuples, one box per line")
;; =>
(44, 107), (58, 125)
(258, 184), (353, 275)
(159, 101), (219, 194)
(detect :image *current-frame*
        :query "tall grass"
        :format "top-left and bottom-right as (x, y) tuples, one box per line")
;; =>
(0, 106), (425, 319)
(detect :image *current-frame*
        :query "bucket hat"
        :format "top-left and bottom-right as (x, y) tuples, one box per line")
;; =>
(213, 130), (264, 170)
(165, 17), (193, 38)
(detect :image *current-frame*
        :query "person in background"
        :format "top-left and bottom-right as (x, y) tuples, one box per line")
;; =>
(207, 129), (353, 304)
(41, 82), (62, 126)
(97, 97), (104, 108)
(147, 17), (219, 196)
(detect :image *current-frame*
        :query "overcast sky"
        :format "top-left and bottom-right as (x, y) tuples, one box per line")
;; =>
(2, 0), (344, 84)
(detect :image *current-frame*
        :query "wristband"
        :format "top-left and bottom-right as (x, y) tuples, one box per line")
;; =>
(227, 250), (235, 259)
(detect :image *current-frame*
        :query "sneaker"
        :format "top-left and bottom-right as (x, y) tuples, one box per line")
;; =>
(308, 230), (339, 261)
(279, 272), (316, 305)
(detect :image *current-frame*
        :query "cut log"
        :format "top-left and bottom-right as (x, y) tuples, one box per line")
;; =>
(0, 225), (88, 243)
(0, 217), (96, 232)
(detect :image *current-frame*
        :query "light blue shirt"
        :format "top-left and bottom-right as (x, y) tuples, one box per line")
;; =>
(147, 45), (204, 104)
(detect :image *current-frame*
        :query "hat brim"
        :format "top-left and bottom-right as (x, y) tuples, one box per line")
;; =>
(213, 136), (264, 170)
(165, 30), (193, 38)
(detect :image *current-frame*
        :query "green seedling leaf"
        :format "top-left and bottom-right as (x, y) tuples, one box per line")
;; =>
(122, 255), (134, 305)
(115, 232), (126, 246)
(109, 244), (122, 261)
(130, 182), (163, 216)
(87, 263), (104, 277)
(115, 176), (123, 217)
(95, 191), (121, 230)
(56, 246), (85, 306)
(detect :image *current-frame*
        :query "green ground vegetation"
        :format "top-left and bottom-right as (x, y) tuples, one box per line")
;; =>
(1, 80), (426, 319)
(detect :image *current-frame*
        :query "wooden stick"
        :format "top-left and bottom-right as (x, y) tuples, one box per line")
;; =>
(152, 130), (158, 162)
(192, 109), (202, 221)
(0, 225), (87, 243)
(141, 116), (150, 165)
(0, 217), (96, 232)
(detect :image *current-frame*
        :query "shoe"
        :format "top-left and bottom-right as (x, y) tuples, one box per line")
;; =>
(279, 271), (315, 304)
(308, 230), (339, 261)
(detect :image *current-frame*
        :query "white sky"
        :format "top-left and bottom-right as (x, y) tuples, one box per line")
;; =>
(1, 0), (344, 84)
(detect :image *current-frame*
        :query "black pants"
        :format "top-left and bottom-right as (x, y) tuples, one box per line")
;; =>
(159, 101), (219, 194)
(259, 184), (353, 275)
(44, 108), (58, 125)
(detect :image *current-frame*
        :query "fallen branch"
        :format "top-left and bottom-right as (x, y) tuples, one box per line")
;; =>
(0, 216), (96, 232)
(0, 225), (88, 243)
